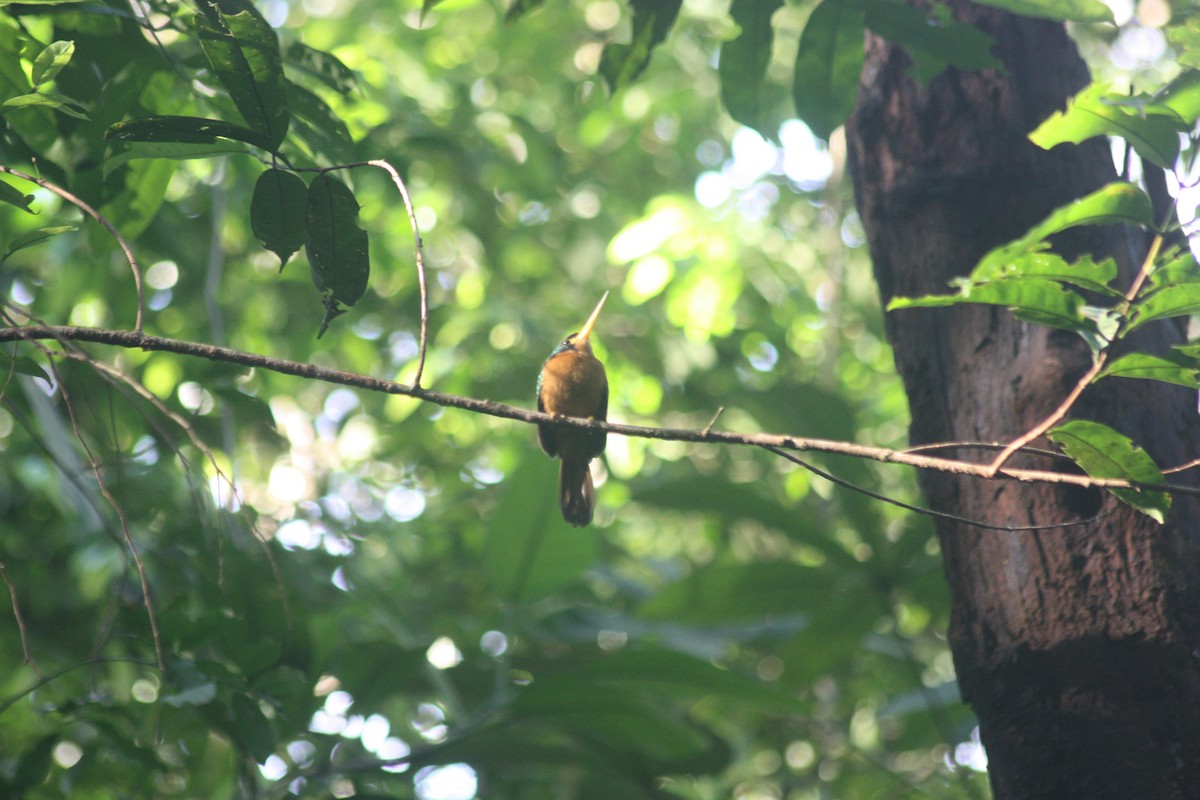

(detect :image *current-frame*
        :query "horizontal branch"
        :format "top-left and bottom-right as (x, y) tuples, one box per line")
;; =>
(5, 323), (1198, 497)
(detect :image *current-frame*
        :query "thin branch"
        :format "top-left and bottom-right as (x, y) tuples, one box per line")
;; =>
(765, 446), (1107, 532)
(985, 233), (1165, 476)
(0, 167), (145, 333)
(4, 323), (1199, 498)
(0, 561), (40, 678)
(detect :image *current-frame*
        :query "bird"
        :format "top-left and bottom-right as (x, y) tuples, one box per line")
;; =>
(537, 292), (610, 527)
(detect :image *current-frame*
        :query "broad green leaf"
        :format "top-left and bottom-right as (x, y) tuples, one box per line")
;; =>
(890, 279), (1091, 334)
(3, 90), (89, 119)
(1168, 26), (1200, 71)
(970, 251), (1121, 296)
(971, 0), (1110, 22)
(1048, 419), (1170, 522)
(862, 0), (1001, 85)
(599, 0), (683, 91)
(1098, 352), (1200, 389)
(719, 0), (783, 138)
(639, 561), (835, 623)
(283, 79), (354, 163)
(483, 456), (599, 601)
(0, 178), (34, 213)
(196, 9), (289, 150)
(306, 173), (370, 334)
(1147, 251), (1200, 291)
(557, 649), (807, 713)
(284, 42), (359, 95)
(1127, 283), (1200, 332)
(12, 735), (57, 794)
(792, 0), (865, 140)
(1154, 69), (1200, 124)
(1029, 83), (1186, 167)
(31, 40), (74, 87)
(1021, 182), (1154, 243)
(505, 0), (546, 24)
(107, 115), (276, 150)
(103, 139), (252, 177)
(1, 225), (76, 264)
(230, 694), (276, 762)
(2, 352), (48, 379)
(251, 168), (307, 266)
(513, 682), (716, 766)
(97, 156), (175, 239)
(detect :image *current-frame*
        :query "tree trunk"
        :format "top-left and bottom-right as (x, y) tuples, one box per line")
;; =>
(845, 5), (1200, 798)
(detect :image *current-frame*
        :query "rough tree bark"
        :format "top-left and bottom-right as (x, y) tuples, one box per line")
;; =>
(845, 5), (1200, 798)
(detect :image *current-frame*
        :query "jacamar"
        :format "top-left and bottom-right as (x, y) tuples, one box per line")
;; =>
(537, 292), (610, 527)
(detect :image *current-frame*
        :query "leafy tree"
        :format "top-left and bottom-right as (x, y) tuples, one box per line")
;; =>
(1, 0), (1198, 797)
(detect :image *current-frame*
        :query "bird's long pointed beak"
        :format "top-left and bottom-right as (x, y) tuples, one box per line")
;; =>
(575, 291), (609, 346)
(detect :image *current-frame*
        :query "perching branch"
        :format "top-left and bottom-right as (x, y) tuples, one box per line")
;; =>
(4, 322), (1199, 498)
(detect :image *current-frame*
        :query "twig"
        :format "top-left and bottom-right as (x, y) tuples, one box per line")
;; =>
(986, 233), (1165, 476)
(702, 406), (725, 436)
(0, 561), (40, 678)
(0, 167), (145, 333)
(765, 446), (1107, 532)
(367, 160), (429, 388)
(3, 323), (1198, 498)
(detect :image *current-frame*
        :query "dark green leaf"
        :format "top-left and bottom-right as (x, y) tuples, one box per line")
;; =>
(792, 0), (865, 140)
(98, 157), (175, 239)
(971, 0), (1110, 22)
(106, 115), (276, 150)
(306, 173), (370, 330)
(890, 279), (1091, 334)
(1147, 251), (1200, 291)
(1, 225), (76, 264)
(862, 0), (1001, 84)
(1154, 69), (1200, 124)
(196, 9), (289, 149)
(103, 139), (253, 176)
(283, 79), (354, 162)
(0, 178), (35, 213)
(231, 694), (277, 762)
(1048, 419), (1170, 522)
(1029, 83), (1186, 168)
(505, 0), (546, 24)
(284, 41), (359, 94)
(970, 251), (1121, 296)
(13, 734), (57, 793)
(483, 456), (599, 601)
(1128, 283), (1200, 332)
(1098, 352), (1200, 389)
(251, 168), (307, 266)
(719, 0), (783, 138)
(31, 40), (74, 88)
(599, 0), (683, 91)
(2, 352), (48, 379)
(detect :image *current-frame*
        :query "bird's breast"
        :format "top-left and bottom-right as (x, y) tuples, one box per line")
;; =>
(540, 350), (607, 417)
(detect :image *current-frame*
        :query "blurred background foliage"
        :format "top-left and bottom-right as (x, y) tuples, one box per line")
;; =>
(0, 0), (1184, 796)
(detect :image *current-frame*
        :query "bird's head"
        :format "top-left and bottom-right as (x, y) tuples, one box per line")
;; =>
(555, 291), (608, 356)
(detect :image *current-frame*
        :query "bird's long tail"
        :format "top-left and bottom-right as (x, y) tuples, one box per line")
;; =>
(559, 458), (595, 527)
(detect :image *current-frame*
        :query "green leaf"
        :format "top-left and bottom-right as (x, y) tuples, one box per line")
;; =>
(970, 251), (1121, 296)
(230, 694), (276, 763)
(483, 456), (599, 601)
(306, 173), (370, 334)
(103, 139), (253, 177)
(862, 0), (1001, 85)
(1097, 352), (1200, 389)
(505, 0), (546, 24)
(98, 156), (175, 239)
(719, 0), (783, 138)
(1127, 283), (1200, 332)
(3, 90), (89, 119)
(1048, 420), (1170, 523)
(106, 115), (276, 150)
(890, 279), (1091, 334)
(970, 0), (1110, 22)
(599, 0), (683, 91)
(283, 79), (354, 163)
(1020, 182), (1155, 243)
(31, 40), (74, 88)
(284, 41), (359, 95)
(639, 561), (835, 623)
(1154, 69), (1200, 124)
(559, 649), (807, 714)
(1, 225), (76, 264)
(251, 168), (307, 266)
(2, 352), (48, 379)
(1147, 251), (1200, 291)
(1029, 83), (1186, 168)
(13, 734), (57, 794)
(792, 0), (865, 140)
(0, 178), (35, 213)
(196, 9), (289, 150)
